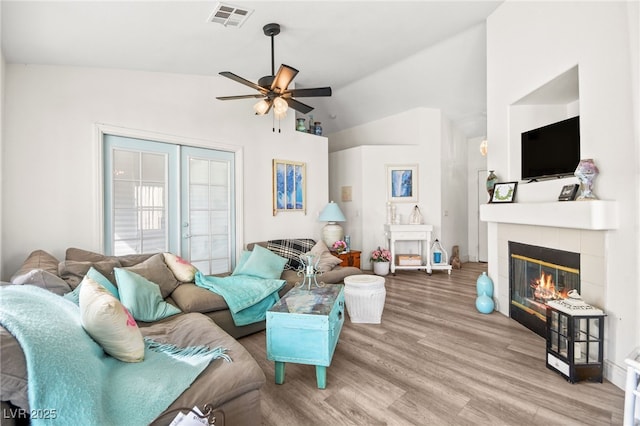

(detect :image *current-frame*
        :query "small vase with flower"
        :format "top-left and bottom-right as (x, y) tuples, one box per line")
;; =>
(332, 240), (347, 254)
(370, 246), (391, 276)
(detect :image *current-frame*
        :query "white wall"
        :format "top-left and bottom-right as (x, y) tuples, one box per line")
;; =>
(440, 116), (468, 261)
(1, 64), (330, 279)
(486, 1), (639, 385)
(329, 107), (469, 269)
(467, 135), (487, 262)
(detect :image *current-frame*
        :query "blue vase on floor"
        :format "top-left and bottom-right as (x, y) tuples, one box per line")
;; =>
(476, 291), (495, 314)
(476, 272), (494, 298)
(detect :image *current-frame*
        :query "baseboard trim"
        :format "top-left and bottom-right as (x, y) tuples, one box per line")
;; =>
(605, 359), (627, 390)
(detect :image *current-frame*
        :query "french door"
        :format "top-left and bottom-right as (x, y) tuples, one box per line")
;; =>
(103, 135), (235, 274)
(181, 146), (235, 274)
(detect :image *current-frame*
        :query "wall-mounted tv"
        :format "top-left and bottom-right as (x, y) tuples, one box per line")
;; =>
(521, 116), (580, 181)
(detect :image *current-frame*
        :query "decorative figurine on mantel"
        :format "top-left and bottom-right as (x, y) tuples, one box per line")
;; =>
(574, 159), (599, 200)
(486, 170), (498, 203)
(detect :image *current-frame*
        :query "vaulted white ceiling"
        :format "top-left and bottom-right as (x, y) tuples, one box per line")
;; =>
(1, 1), (502, 137)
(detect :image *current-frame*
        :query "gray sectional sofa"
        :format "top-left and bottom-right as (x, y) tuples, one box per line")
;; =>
(0, 239), (362, 425)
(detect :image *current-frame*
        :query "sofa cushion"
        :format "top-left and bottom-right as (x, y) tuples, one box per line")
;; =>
(11, 250), (60, 280)
(114, 268), (181, 322)
(318, 266), (363, 283)
(266, 239), (316, 270)
(124, 253), (179, 298)
(305, 241), (343, 273)
(163, 253), (198, 283)
(232, 244), (287, 279)
(58, 259), (122, 289)
(10, 269), (71, 295)
(170, 283), (229, 313)
(79, 276), (145, 363)
(65, 247), (156, 267)
(65, 247), (109, 263)
(64, 267), (120, 305)
(0, 327), (28, 410)
(138, 313), (265, 417)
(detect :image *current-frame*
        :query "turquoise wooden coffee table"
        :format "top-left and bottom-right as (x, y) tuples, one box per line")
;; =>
(266, 284), (345, 389)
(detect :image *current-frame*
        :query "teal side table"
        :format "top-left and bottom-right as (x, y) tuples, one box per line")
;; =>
(266, 284), (345, 389)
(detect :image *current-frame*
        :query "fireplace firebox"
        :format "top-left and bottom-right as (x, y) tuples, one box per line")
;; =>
(509, 242), (580, 337)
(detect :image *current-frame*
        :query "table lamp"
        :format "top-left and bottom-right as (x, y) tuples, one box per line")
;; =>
(318, 201), (346, 248)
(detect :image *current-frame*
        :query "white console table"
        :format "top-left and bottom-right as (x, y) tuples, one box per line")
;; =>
(384, 224), (452, 275)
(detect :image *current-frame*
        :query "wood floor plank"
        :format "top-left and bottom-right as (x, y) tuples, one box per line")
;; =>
(240, 263), (625, 425)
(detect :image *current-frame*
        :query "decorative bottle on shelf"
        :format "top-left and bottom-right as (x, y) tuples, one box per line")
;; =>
(386, 202), (393, 225)
(296, 118), (306, 132)
(308, 115), (315, 133)
(486, 170), (498, 203)
(314, 122), (322, 136)
(432, 239), (443, 264)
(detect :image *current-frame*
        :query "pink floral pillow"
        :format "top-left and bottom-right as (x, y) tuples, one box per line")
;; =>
(163, 253), (198, 282)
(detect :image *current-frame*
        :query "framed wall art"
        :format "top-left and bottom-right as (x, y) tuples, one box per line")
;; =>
(272, 159), (306, 215)
(386, 164), (418, 203)
(491, 181), (518, 203)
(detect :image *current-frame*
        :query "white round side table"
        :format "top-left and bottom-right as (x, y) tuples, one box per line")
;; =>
(343, 274), (386, 324)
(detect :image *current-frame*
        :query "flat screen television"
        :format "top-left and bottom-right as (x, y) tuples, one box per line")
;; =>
(521, 116), (580, 181)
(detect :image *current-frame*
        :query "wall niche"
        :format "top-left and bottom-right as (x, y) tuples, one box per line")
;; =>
(507, 66), (580, 203)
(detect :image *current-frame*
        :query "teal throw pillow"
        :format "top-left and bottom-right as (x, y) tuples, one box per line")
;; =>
(233, 244), (287, 279)
(64, 266), (120, 305)
(114, 268), (181, 322)
(231, 250), (252, 276)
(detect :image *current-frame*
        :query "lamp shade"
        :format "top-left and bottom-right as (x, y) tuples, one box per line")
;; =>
(318, 201), (346, 223)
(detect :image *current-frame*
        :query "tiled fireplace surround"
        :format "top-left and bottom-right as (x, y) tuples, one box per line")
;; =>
(481, 200), (618, 379)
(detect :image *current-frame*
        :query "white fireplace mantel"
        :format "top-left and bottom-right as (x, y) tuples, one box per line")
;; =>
(480, 200), (619, 230)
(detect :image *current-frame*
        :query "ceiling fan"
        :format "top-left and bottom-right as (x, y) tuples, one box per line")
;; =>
(216, 23), (332, 122)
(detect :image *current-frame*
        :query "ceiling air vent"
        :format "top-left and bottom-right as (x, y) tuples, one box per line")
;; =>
(208, 2), (254, 28)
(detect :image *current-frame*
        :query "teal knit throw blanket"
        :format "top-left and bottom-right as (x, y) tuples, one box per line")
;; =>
(0, 285), (229, 426)
(195, 271), (284, 326)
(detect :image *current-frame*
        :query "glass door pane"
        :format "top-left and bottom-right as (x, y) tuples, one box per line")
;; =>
(104, 135), (179, 255)
(181, 146), (235, 275)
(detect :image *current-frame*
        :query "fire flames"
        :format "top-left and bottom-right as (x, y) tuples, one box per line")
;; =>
(531, 271), (569, 301)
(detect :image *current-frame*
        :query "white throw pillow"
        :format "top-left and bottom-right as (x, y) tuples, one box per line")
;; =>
(79, 276), (144, 363)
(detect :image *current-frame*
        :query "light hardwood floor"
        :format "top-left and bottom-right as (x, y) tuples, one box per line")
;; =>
(240, 263), (625, 425)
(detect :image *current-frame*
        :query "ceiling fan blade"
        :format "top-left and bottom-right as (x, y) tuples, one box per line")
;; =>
(285, 87), (332, 98)
(219, 71), (267, 94)
(216, 94), (265, 100)
(271, 64), (299, 93)
(285, 98), (314, 114)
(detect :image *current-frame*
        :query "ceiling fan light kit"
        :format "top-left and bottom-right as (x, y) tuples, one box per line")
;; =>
(216, 23), (332, 132)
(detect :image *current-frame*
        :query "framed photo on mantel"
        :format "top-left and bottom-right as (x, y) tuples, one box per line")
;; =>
(558, 184), (579, 201)
(491, 181), (518, 203)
